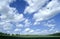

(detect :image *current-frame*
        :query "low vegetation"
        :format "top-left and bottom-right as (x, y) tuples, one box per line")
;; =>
(0, 32), (60, 39)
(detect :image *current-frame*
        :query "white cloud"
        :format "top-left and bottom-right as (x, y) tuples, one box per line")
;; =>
(0, 0), (60, 35)
(46, 0), (60, 10)
(55, 30), (60, 33)
(0, 21), (5, 26)
(13, 14), (25, 22)
(16, 24), (23, 28)
(24, 0), (49, 14)
(14, 28), (21, 32)
(0, 14), (7, 19)
(21, 28), (50, 35)
(29, 30), (34, 33)
(24, 28), (30, 32)
(33, 0), (60, 21)
(21, 28), (35, 34)
(20, 27), (59, 35)
(24, 28), (34, 33)
(24, 19), (31, 27)
(24, 0), (33, 6)
(24, 0), (60, 22)
(0, 0), (25, 33)
(49, 27), (55, 31)
(3, 23), (13, 30)
(41, 30), (48, 33)
(43, 19), (56, 27)
(33, 21), (40, 25)
(44, 23), (55, 27)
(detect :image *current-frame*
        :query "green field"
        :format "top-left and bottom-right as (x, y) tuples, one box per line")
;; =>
(0, 35), (60, 39)
(0, 32), (60, 39)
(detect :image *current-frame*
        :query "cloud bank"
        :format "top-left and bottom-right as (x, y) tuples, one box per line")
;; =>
(24, 0), (60, 21)
(0, 0), (25, 32)
(0, 0), (60, 35)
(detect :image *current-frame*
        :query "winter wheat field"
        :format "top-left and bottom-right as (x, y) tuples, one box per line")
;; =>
(0, 0), (60, 39)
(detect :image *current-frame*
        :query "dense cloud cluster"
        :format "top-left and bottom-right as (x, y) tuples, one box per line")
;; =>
(24, 0), (60, 21)
(0, 0), (60, 35)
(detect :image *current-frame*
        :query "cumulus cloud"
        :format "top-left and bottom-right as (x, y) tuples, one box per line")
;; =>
(0, 0), (31, 34)
(13, 14), (25, 22)
(21, 28), (58, 35)
(16, 24), (23, 28)
(0, 0), (25, 32)
(21, 28), (34, 34)
(33, 20), (41, 25)
(24, 28), (30, 32)
(24, 0), (49, 13)
(43, 19), (56, 27)
(0, 0), (60, 35)
(24, 19), (31, 27)
(49, 27), (55, 31)
(14, 28), (21, 32)
(3, 23), (13, 30)
(25, 0), (60, 21)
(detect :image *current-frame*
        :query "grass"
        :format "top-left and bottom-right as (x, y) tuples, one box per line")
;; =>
(0, 35), (60, 39)
(0, 32), (60, 39)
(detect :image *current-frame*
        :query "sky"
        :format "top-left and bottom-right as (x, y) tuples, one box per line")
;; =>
(0, 0), (60, 35)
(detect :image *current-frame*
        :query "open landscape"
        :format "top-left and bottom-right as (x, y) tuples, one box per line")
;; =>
(0, 0), (60, 39)
(0, 32), (60, 39)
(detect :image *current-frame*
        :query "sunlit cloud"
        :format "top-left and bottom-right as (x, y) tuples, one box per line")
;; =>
(0, 0), (60, 35)
(25, 0), (60, 21)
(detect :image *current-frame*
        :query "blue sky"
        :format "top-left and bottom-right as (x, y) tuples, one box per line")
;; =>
(0, 0), (60, 35)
